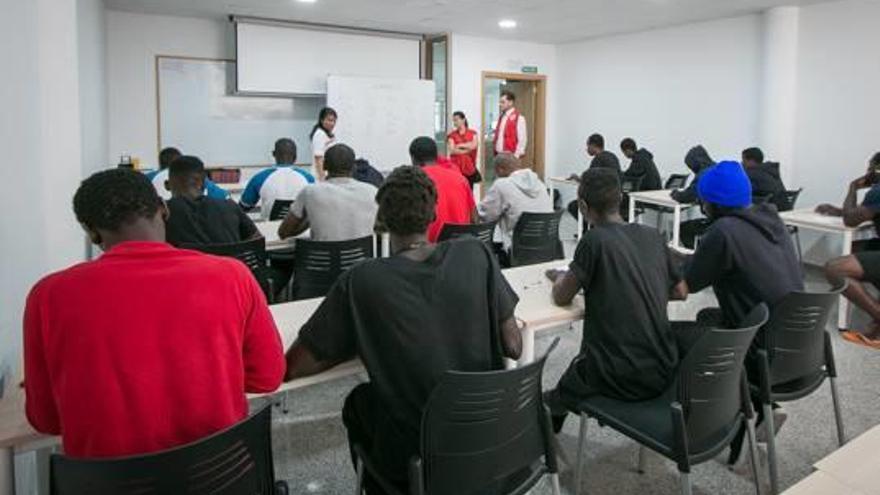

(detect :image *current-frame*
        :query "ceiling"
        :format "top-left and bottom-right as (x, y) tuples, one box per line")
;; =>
(104, 0), (827, 44)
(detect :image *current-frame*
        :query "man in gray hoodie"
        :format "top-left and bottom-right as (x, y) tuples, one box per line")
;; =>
(479, 153), (553, 263)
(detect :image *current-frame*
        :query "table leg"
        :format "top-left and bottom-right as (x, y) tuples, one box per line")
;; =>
(518, 326), (536, 366)
(577, 207), (584, 240)
(628, 196), (636, 224)
(381, 233), (390, 258)
(0, 446), (14, 495)
(838, 230), (853, 330)
(672, 206), (682, 248)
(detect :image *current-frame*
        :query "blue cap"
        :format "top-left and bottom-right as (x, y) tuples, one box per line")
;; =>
(697, 161), (752, 208)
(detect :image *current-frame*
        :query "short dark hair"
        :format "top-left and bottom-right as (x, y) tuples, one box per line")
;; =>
(742, 147), (764, 164)
(870, 152), (880, 167)
(168, 155), (206, 180)
(274, 138), (297, 162)
(620, 138), (637, 152)
(73, 169), (163, 232)
(587, 133), (605, 149)
(500, 89), (516, 102)
(578, 168), (620, 215)
(324, 144), (356, 175)
(409, 136), (438, 166)
(158, 147), (182, 170)
(376, 166), (437, 236)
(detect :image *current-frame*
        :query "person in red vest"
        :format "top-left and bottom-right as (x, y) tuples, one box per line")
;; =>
(493, 89), (527, 159)
(447, 111), (481, 186)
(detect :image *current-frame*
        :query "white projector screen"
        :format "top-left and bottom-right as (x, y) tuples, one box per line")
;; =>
(235, 21), (422, 96)
(327, 75), (435, 171)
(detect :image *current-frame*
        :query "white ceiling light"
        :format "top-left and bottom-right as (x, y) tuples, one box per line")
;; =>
(296, 0), (317, 3)
(498, 19), (517, 29)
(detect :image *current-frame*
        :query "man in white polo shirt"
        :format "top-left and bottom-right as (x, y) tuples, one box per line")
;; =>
(493, 89), (527, 159)
(239, 138), (315, 221)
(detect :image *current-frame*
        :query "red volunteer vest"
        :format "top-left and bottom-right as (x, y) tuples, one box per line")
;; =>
(493, 109), (520, 155)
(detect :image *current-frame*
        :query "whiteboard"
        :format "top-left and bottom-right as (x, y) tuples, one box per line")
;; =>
(158, 57), (322, 166)
(327, 76), (435, 171)
(235, 21), (421, 96)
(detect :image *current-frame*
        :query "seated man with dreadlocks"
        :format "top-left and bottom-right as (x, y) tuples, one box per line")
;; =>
(544, 168), (688, 432)
(284, 165), (523, 494)
(23, 168), (284, 459)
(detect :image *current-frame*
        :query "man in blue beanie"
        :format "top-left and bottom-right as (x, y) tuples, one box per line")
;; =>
(672, 160), (803, 467)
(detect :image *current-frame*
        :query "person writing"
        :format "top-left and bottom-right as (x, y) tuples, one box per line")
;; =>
(493, 90), (527, 158)
(24, 169), (284, 458)
(310, 107), (338, 180)
(447, 111), (481, 186)
(284, 165), (522, 493)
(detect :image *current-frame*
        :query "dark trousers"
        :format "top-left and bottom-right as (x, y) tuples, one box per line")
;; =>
(343, 384), (416, 495)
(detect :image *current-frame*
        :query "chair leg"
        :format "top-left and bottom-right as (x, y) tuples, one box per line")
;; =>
(679, 471), (693, 495)
(763, 403), (780, 495)
(746, 418), (764, 495)
(636, 445), (648, 474)
(793, 228), (803, 264)
(550, 472), (562, 495)
(575, 414), (588, 495)
(829, 377), (847, 446)
(355, 458), (364, 495)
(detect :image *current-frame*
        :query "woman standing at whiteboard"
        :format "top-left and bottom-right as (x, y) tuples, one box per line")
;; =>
(447, 111), (481, 186)
(310, 107), (338, 180)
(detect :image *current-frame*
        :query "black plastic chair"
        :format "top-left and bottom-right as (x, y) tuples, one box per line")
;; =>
(753, 283), (847, 494)
(50, 405), (288, 495)
(779, 189), (804, 263)
(182, 237), (276, 303)
(570, 305), (769, 495)
(621, 175), (645, 221)
(292, 236), (374, 300)
(752, 193), (773, 205)
(665, 174), (690, 190)
(268, 199), (294, 221)
(437, 221), (497, 251)
(354, 338), (562, 495)
(510, 210), (565, 267)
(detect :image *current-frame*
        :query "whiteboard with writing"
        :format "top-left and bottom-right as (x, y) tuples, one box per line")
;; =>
(326, 76), (435, 171)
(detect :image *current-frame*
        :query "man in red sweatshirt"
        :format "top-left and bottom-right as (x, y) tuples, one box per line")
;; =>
(23, 169), (285, 458)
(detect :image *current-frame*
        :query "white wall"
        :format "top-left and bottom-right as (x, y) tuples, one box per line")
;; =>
(449, 34), (558, 176)
(555, 15), (764, 180)
(1, 0), (89, 387)
(78, 0), (108, 176)
(106, 11), (231, 168)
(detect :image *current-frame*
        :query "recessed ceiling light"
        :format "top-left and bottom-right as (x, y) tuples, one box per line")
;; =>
(498, 19), (517, 29)
(297, 0), (317, 3)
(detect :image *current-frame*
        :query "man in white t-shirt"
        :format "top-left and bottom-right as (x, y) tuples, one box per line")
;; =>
(278, 143), (378, 242)
(239, 138), (315, 221)
(493, 90), (527, 159)
(478, 153), (553, 261)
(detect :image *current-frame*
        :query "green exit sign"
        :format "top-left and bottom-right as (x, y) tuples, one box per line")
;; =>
(521, 66), (538, 74)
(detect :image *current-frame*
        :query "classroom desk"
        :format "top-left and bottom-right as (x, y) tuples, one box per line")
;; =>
(782, 470), (866, 495)
(811, 423), (880, 495)
(549, 177), (583, 239)
(778, 209), (874, 330)
(628, 189), (696, 250)
(257, 220), (290, 250)
(0, 260), (583, 494)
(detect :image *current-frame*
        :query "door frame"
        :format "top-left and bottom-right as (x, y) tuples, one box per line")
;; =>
(479, 71), (547, 183)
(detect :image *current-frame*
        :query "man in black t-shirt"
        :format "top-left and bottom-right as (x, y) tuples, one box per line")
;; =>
(567, 133), (623, 220)
(546, 168), (687, 431)
(163, 156), (260, 247)
(284, 166), (523, 494)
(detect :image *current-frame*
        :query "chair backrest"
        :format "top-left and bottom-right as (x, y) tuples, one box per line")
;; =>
(779, 188), (802, 212)
(51, 406), (277, 495)
(181, 237), (272, 297)
(752, 193), (773, 205)
(621, 175), (644, 193)
(437, 222), (496, 250)
(268, 199), (294, 221)
(510, 209), (564, 267)
(761, 283), (845, 385)
(292, 236), (374, 299)
(677, 304), (768, 454)
(664, 174), (689, 190)
(419, 339), (560, 495)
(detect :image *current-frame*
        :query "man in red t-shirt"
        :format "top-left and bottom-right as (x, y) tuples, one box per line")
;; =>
(23, 169), (285, 458)
(409, 136), (476, 242)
